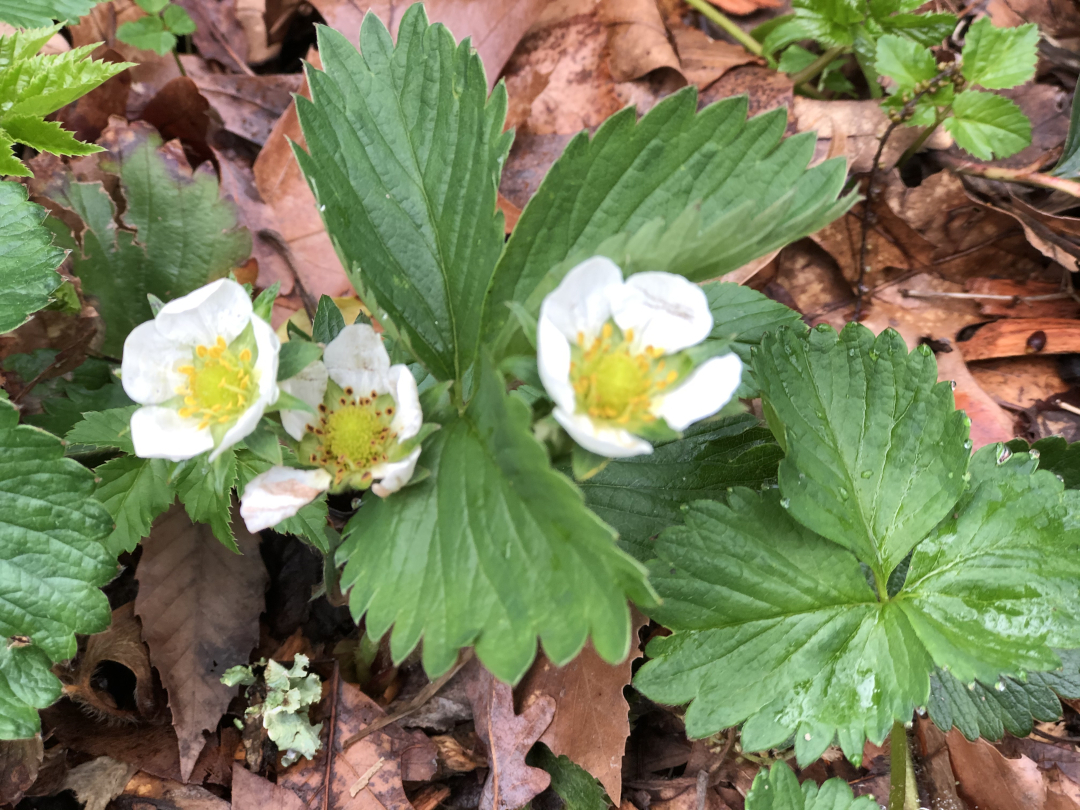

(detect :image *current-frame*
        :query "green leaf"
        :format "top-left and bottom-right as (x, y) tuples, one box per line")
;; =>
(175, 450), (238, 551)
(293, 8), (511, 382)
(116, 16), (176, 55)
(13, 355), (131, 439)
(234, 449), (329, 552)
(133, 0), (167, 12)
(65, 405), (138, 454)
(93, 455), (174, 555)
(703, 282), (805, 364)
(0, 0), (105, 25)
(574, 414), (783, 560)
(777, 45), (818, 75)
(879, 13), (957, 47)
(753, 324), (969, 584)
(0, 133), (29, 178)
(0, 399), (114, 738)
(44, 135), (250, 355)
(483, 89), (855, 352)
(162, 3), (196, 34)
(1053, 83), (1080, 178)
(927, 649), (1080, 742)
(634, 450), (1080, 765)
(1006, 436), (1080, 488)
(961, 18), (1038, 90)
(278, 339), (323, 383)
(311, 294), (345, 345)
(874, 34), (936, 91)
(744, 762), (877, 810)
(945, 90), (1031, 161)
(338, 354), (651, 684)
(527, 745), (611, 810)
(3, 116), (102, 156)
(0, 181), (63, 333)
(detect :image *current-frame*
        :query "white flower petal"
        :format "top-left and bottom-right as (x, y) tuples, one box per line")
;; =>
(612, 272), (713, 354)
(240, 466), (333, 533)
(370, 446), (422, 497)
(653, 353), (743, 431)
(212, 318), (282, 459)
(155, 279), (254, 347)
(387, 365), (422, 441)
(280, 360), (328, 440)
(536, 316), (577, 414)
(552, 408), (652, 459)
(131, 406), (214, 461)
(540, 256), (624, 343)
(120, 320), (190, 405)
(324, 324), (392, 396)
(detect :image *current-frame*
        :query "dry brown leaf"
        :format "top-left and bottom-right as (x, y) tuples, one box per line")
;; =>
(466, 661), (555, 810)
(67, 602), (163, 724)
(959, 319), (1080, 361)
(946, 730), (1054, 810)
(705, 0), (781, 17)
(174, 0), (251, 73)
(669, 24), (760, 90)
(61, 757), (140, 810)
(913, 719), (967, 810)
(192, 73), (304, 146)
(279, 670), (438, 810)
(121, 771), (232, 810)
(602, 0), (683, 83)
(309, 0), (549, 89)
(0, 737), (43, 806)
(134, 504), (267, 782)
(232, 762), (306, 810)
(54, 48), (132, 144)
(937, 350), (1018, 447)
(970, 357), (1070, 411)
(988, 0), (1080, 39)
(516, 612), (648, 804)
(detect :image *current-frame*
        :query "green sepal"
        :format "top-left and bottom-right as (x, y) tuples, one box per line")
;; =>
(277, 340), (322, 382)
(252, 282), (280, 323)
(311, 294), (345, 344)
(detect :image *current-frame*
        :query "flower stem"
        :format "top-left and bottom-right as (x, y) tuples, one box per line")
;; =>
(172, 48), (187, 78)
(940, 155), (1080, 198)
(788, 46), (845, 89)
(888, 721), (919, 810)
(683, 0), (764, 57)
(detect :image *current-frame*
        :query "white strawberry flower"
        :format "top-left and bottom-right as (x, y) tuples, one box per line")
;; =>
(537, 256), (743, 458)
(121, 279), (280, 462)
(240, 323), (425, 533)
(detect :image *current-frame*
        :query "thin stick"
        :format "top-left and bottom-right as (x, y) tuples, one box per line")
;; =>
(788, 46), (844, 88)
(899, 289), (1073, 303)
(1058, 402), (1080, 417)
(1031, 727), (1080, 746)
(683, 0), (764, 56)
(341, 649), (475, 750)
(941, 156), (1080, 198)
(855, 121), (899, 319)
(321, 662), (341, 810)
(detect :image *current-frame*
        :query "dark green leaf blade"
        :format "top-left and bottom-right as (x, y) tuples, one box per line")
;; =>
(0, 181), (63, 334)
(0, 0), (105, 26)
(65, 405), (139, 454)
(339, 355), (651, 684)
(744, 762), (877, 810)
(293, 9), (512, 382)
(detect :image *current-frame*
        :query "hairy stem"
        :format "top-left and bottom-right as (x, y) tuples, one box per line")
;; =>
(684, 0), (764, 56)
(788, 46), (845, 88)
(888, 721), (919, 810)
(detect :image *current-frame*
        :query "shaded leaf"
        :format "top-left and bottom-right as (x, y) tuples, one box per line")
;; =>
(0, 181), (63, 334)
(744, 762), (877, 810)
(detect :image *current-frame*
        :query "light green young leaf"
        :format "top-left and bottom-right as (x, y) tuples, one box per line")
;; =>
(0, 181), (64, 333)
(879, 12), (957, 47)
(754, 324), (969, 584)
(961, 18), (1038, 90)
(745, 762), (877, 810)
(339, 354), (651, 684)
(482, 89), (854, 354)
(0, 0), (104, 26)
(162, 4), (196, 34)
(93, 455), (174, 556)
(65, 405), (138, 454)
(293, 7), (511, 382)
(945, 90), (1031, 160)
(874, 34), (936, 91)
(0, 400), (114, 738)
(44, 131), (250, 355)
(116, 16), (176, 56)
(2, 116), (101, 156)
(634, 451), (1080, 765)
(133, 0), (167, 12)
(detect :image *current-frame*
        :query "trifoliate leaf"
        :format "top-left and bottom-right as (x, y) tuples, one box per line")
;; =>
(0, 0), (104, 26)
(93, 455), (174, 556)
(927, 649), (1080, 742)
(945, 90), (1031, 161)
(0, 181), (64, 333)
(293, 8), (511, 383)
(482, 89), (855, 353)
(744, 762), (877, 810)
(635, 448), (1080, 766)
(339, 354), (651, 684)
(754, 324), (969, 585)
(0, 399), (114, 738)
(116, 16), (176, 55)
(65, 406), (138, 454)
(162, 3), (196, 35)
(874, 34), (936, 91)
(961, 18), (1038, 90)
(574, 414), (783, 560)
(44, 132), (250, 355)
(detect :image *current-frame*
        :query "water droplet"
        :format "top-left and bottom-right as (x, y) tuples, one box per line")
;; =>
(849, 348), (855, 356)
(948, 472), (954, 479)
(804, 733), (812, 741)
(997, 446), (1011, 465)
(967, 682), (976, 691)
(1030, 448), (1041, 460)
(861, 470), (873, 479)
(918, 344), (932, 356)
(963, 416), (972, 428)
(995, 681), (1005, 692)
(963, 439), (973, 451)
(950, 380), (957, 390)
(780, 498), (791, 509)
(815, 323), (831, 333)
(838, 487), (849, 500)
(319, 204), (326, 212)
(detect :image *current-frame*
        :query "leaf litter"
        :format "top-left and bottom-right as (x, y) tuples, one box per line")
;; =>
(7, 0), (1080, 808)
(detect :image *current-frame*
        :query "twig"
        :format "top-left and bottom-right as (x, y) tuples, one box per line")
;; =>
(321, 662), (341, 810)
(899, 289), (1073, 303)
(940, 156), (1080, 198)
(258, 228), (319, 319)
(1031, 727), (1080, 747)
(788, 46), (844, 88)
(683, 0), (764, 56)
(341, 649), (475, 750)
(1058, 402), (1080, 417)
(855, 120), (899, 319)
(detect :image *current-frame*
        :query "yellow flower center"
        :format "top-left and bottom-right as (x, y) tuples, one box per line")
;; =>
(306, 388), (398, 488)
(176, 336), (260, 430)
(570, 323), (677, 426)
